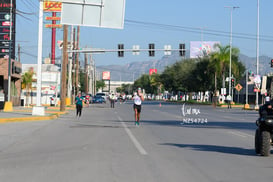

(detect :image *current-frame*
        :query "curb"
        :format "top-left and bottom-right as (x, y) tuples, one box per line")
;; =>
(0, 114), (58, 123)
(0, 110), (69, 124)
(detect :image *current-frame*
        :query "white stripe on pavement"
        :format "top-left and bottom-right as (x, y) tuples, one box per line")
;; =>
(228, 131), (254, 138)
(117, 116), (148, 155)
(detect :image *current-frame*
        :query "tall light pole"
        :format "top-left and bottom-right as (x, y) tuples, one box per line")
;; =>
(255, 0), (260, 109)
(32, 0), (45, 115)
(7, 0), (13, 102)
(225, 6), (239, 98)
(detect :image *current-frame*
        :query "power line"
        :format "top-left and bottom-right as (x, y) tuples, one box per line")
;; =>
(125, 19), (273, 42)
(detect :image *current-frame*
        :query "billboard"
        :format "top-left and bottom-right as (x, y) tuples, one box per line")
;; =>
(61, 0), (126, 29)
(102, 71), (110, 80)
(43, 1), (62, 12)
(0, 0), (16, 59)
(149, 69), (157, 75)
(190, 41), (220, 58)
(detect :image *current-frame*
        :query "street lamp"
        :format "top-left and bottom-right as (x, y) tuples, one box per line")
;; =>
(225, 6), (239, 99)
(255, 0), (260, 109)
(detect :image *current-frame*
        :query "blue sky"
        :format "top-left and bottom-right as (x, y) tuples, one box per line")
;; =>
(16, 0), (273, 66)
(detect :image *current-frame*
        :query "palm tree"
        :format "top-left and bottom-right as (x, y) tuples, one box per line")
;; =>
(21, 69), (34, 106)
(209, 44), (240, 93)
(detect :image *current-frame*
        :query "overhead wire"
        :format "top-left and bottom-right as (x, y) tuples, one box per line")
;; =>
(125, 19), (273, 42)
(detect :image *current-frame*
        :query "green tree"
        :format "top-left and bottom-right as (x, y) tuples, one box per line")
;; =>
(209, 44), (241, 93)
(21, 68), (34, 106)
(150, 73), (162, 94)
(96, 80), (106, 92)
(192, 57), (215, 92)
(160, 59), (197, 93)
(133, 74), (152, 93)
(79, 70), (85, 93)
(117, 84), (133, 94)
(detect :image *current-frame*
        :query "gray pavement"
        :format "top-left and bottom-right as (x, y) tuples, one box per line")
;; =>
(0, 101), (272, 182)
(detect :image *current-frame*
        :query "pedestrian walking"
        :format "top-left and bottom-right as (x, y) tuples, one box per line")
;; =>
(132, 88), (144, 126)
(227, 95), (232, 109)
(75, 92), (83, 118)
(109, 93), (116, 108)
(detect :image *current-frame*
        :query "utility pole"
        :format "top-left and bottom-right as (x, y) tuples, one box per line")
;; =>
(89, 55), (95, 95)
(60, 25), (68, 112)
(75, 26), (80, 95)
(255, 0), (260, 109)
(18, 44), (20, 62)
(67, 25), (73, 105)
(94, 64), (96, 95)
(72, 27), (76, 104)
(84, 51), (89, 94)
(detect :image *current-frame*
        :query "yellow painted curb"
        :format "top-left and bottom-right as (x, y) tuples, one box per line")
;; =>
(220, 104), (244, 108)
(244, 104), (250, 109)
(3, 102), (13, 112)
(0, 114), (58, 123)
(0, 110), (69, 124)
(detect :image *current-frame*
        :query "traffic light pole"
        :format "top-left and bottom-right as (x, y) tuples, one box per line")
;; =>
(67, 48), (186, 54)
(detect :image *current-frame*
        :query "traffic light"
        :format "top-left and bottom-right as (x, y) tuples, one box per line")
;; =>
(118, 44), (124, 57)
(271, 59), (273, 67)
(231, 78), (235, 87)
(179, 43), (186, 56)
(149, 43), (155, 56)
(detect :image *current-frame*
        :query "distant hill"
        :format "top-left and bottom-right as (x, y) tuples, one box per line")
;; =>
(239, 54), (272, 75)
(97, 52), (273, 81)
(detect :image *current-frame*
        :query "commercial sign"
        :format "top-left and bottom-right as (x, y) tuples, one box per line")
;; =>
(45, 16), (61, 21)
(0, 0), (16, 59)
(102, 71), (111, 80)
(190, 41), (220, 58)
(0, 1), (13, 10)
(149, 69), (157, 75)
(43, 1), (62, 12)
(45, 24), (62, 28)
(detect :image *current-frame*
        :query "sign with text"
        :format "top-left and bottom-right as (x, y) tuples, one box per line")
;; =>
(149, 69), (157, 75)
(0, 0), (16, 59)
(43, 1), (62, 12)
(102, 71), (111, 80)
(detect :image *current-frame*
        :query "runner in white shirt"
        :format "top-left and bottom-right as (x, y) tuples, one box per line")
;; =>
(132, 88), (144, 126)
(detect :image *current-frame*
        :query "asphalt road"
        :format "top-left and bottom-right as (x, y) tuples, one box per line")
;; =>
(0, 101), (273, 182)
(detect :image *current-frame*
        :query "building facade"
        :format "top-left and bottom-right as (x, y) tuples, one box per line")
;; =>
(0, 58), (22, 106)
(21, 64), (61, 106)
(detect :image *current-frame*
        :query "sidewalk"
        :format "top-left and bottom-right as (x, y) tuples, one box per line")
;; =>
(0, 106), (74, 123)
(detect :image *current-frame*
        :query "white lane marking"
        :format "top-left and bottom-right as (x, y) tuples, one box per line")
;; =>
(228, 131), (254, 138)
(117, 116), (148, 155)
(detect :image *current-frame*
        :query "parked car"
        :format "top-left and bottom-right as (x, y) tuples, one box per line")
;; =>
(95, 93), (107, 101)
(50, 94), (60, 106)
(92, 96), (106, 104)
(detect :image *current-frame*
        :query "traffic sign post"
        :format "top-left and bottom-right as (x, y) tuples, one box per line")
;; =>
(234, 83), (243, 105)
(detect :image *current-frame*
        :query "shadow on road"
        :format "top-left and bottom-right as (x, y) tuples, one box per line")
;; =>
(120, 119), (257, 132)
(120, 119), (181, 127)
(181, 121), (256, 131)
(160, 143), (258, 156)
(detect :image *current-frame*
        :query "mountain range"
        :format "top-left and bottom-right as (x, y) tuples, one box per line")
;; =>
(96, 52), (273, 81)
